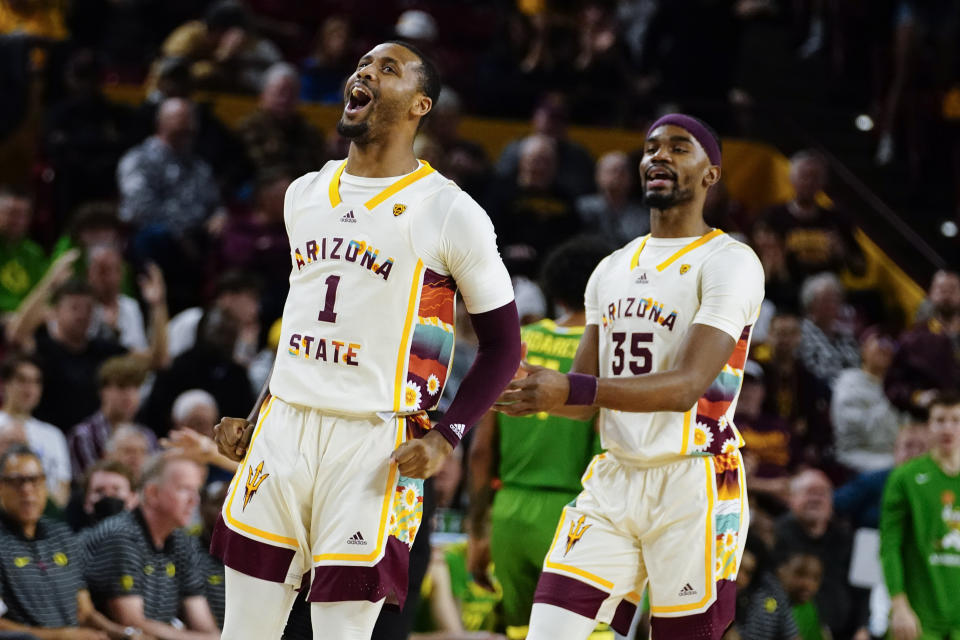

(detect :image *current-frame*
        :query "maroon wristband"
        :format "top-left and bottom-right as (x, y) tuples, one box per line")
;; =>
(565, 373), (598, 406)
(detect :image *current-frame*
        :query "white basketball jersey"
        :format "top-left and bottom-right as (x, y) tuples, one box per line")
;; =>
(270, 160), (513, 416)
(585, 230), (765, 465)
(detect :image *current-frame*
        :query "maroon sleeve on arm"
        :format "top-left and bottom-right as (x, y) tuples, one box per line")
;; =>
(432, 300), (521, 448)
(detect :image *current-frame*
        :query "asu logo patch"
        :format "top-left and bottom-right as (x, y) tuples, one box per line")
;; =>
(564, 515), (591, 556)
(679, 264), (691, 275)
(393, 203), (407, 217)
(243, 460), (270, 510)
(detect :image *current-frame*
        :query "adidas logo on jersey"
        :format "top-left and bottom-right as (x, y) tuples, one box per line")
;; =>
(347, 531), (367, 545)
(340, 210), (358, 223)
(678, 583), (697, 597)
(636, 272), (648, 285)
(449, 424), (465, 438)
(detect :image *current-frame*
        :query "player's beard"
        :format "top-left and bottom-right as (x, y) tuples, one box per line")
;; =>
(336, 119), (370, 141)
(643, 184), (694, 210)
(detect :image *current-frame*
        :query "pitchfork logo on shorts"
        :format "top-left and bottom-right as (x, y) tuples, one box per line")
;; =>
(564, 515), (591, 556)
(243, 460), (270, 511)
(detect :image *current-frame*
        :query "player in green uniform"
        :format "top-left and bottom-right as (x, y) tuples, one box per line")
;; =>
(881, 392), (960, 640)
(469, 237), (612, 640)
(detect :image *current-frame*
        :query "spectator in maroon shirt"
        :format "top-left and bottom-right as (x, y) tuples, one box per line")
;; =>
(67, 355), (156, 482)
(886, 270), (960, 414)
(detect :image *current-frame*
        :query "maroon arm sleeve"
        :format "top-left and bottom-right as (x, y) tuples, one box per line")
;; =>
(432, 300), (521, 448)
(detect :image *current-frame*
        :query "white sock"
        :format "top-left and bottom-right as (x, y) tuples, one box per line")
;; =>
(527, 603), (598, 640)
(311, 598), (386, 640)
(222, 567), (298, 639)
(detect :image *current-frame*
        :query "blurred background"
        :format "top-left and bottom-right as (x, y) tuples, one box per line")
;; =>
(0, 1), (959, 639)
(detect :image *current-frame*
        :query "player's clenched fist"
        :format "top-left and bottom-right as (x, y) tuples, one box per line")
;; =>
(390, 430), (453, 478)
(214, 417), (255, 462)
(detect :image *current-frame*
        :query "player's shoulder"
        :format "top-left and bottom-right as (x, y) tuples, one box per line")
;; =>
(418, 167), (478, 213)
(414, 168), (491, 229)
(707, 231), (758, 255)
(703, 232), (763, 268)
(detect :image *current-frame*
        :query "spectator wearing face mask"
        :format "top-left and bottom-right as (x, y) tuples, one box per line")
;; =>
(65, 459), (139, 532)
(80, 454), (218, 639)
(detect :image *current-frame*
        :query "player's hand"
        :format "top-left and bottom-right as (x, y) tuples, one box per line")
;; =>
(390, 430), (452, 479)
(494, 362), (568, 416)
(467, 533), (495, 591)
(890, 598), (921, 640)
(213, 417), (255, 462)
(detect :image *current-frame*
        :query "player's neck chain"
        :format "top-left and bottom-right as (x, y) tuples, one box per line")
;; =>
(329, 159), (435, 211)
(629, 228), (724, 272)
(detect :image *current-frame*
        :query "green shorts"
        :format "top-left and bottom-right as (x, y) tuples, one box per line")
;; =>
(491, 485), (579, 629)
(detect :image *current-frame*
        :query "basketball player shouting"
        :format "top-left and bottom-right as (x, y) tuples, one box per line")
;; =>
(211, 41), (521, 639)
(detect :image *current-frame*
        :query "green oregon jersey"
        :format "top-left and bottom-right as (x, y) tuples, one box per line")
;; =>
(881, 454), (960, 634)
(497, 319), (600, 492)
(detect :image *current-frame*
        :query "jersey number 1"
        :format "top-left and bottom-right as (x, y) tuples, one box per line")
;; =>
(317, 275), (341, 323)
(611, 332), (652, 375)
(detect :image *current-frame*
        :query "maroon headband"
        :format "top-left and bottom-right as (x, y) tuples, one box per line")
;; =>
(646, 114), (722, 167)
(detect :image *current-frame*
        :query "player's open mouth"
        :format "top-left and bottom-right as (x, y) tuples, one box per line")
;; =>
(345, 84), (374, 117)
(645, 166), (676, 189)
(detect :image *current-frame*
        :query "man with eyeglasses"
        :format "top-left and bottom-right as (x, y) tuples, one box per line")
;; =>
(0, 444), (141, 639)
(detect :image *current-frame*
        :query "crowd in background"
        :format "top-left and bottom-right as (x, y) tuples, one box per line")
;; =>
(0, 1), (959, 639)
